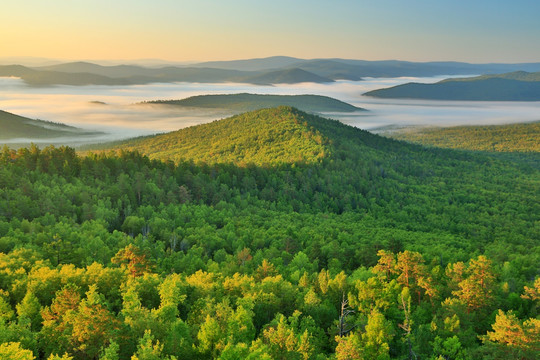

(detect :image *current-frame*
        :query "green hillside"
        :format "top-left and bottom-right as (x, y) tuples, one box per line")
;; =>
(1, 107), (539, 359)
(364, 71), (540, 100)
(146, 93), (363, 113)
(99, 107), (335, 165)
(0, 110), (98, 140)
(389, 121), (540, 152)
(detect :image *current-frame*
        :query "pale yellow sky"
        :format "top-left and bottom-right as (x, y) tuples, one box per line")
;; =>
(2, 0), (540, 63)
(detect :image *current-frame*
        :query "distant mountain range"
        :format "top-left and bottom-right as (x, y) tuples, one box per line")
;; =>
(2, 56), (540, 86)
(0, 63), (331, 86)
(190, 56), (540, 78)
(364, 71), (540, 101)
(145, 93), (364, 113)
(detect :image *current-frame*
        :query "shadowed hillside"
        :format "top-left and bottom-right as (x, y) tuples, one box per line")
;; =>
(0, 110), (99, 140)
(145, 93), (364, 113)
(364, 71), (540, 100)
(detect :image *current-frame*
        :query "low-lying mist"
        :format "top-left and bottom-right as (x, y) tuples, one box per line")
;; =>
(1, 75), (539, 145)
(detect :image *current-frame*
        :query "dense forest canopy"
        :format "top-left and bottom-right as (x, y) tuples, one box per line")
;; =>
(0, 107), (538, 359)
(144, 94), (363, 113)
(387, 121), (540, 153)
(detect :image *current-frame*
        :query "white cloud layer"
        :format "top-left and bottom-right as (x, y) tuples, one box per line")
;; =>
(1, 76), (539, 144)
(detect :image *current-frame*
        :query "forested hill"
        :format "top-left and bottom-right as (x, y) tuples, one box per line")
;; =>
(0, 107), (539, 359)
(93, 107), (341, 165)
(387, 121), (540, 153)
(145, 93), (363, 113)
(0, 109), (98, 140)
(364, 71), (540, 101)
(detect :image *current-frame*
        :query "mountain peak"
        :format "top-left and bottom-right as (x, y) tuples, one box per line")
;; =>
(104, 106), (340, 166)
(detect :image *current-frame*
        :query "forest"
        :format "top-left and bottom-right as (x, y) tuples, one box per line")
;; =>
(364, 71), (540, 101)
(0, 107), (538, 359)
(388, 121), (540, 153)
(144, 93), (363, 113)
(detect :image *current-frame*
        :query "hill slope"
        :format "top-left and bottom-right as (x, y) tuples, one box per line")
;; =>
(0, 110), (98, 140)
(387, 121), (540, 152)
(364, 71), (540, 100)
(3, 106), (539, 358)
(99, 107), (337, 165)
(146, 93), (363, 113)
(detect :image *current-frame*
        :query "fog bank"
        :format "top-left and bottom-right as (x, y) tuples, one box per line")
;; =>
(1, 75), (539, 144)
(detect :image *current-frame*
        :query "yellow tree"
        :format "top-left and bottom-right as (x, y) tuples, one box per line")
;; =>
(255, 260), (278, 281)
(335, 332), (363, 360)
(40, 285), (120, 360)
(0, 342), (35, 360)
(111, 244), (153, 277)
(395, 251), (435, 304)
(521, 278), (540, 302)
(261, 314), (313, 360)
(372, 250), (397, 280)
(446, 256), (496, 312)
(40, 285), (81, 357)
(483, 310), (540, 359)
(65, 285), (120, 359)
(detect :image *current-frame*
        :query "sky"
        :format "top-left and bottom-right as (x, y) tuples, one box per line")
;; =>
(2, 0), (540, 63)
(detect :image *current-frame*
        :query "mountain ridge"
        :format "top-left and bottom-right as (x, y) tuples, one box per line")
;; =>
(0, 109), (100, 140)
(89, 106), (344, 165)
(0, 63), (332, 86)
(364, 71), (540, 101)
(3, 58), (540, 86)
(144, 93), (363, 113)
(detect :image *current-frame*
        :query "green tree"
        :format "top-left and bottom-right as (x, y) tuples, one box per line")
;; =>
(16, 291), (42, 332)
(99, 341), (119, 360)
(362, 309), (392, 360)
(132, 330), (177, 360)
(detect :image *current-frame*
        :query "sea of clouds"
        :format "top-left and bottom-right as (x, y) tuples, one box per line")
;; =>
(1, 75), (539, 144)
